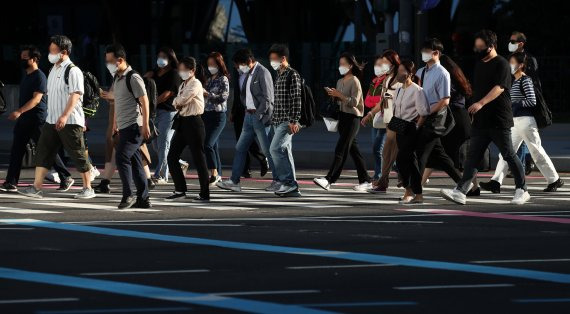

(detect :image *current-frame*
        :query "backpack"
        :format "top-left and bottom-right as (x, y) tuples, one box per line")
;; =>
(124, 70), (159, 143)
(0, 81), (6, 115)
(519, 76), (552, 129)
(62, 64), (101, 118)
(286, 68), (316, 127)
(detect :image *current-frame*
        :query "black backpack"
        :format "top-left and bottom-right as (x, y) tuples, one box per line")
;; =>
(124, 70), (159, 143)
(519, 76), (552, 129)
(286, 68), (316, 127)
(61, 64), (101, 118)
(0, 81), (6, 115)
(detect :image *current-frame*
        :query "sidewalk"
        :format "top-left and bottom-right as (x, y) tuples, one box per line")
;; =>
(2, 85), (570, 171)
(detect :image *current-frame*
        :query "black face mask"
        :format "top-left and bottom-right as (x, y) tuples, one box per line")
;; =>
(21, 59), (30, 69)
(474, 47), (490, 60)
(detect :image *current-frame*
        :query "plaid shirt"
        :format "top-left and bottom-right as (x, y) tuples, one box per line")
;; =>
(272, 66), (302, 125)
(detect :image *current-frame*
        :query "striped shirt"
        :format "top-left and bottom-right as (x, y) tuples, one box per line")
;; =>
(46, 58), (85, 126)
(510, 75), (536, 117)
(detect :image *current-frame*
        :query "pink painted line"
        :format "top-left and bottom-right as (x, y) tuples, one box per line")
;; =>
(397, 208), (570, 224)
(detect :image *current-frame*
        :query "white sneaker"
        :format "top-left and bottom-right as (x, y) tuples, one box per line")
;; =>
(353, 182), (373, 192)
(511, 188), (530, 205)
(440, 188), (466, 205)
(45, 170), (61, 184)
(75, 187), (96, 199)
(89, 166), (101, 182)
(264, 181), (282, 192)
(313, 177), (331, 190)
(216, 179), (242, 192)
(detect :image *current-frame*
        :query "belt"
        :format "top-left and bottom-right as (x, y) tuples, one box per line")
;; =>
(245, 109), (256, 114)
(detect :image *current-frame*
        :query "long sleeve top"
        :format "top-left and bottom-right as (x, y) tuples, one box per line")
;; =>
(510, 75), (536, 117)
(336, 76), (364, 117)
(205, 75), (229, 112)
(172, 77), (205, 117)
(393, 82), (430, 122)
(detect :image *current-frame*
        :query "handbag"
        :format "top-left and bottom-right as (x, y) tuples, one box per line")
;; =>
(424, 106), (455, 137)
(372, 111), (384, 128)
(323, 117), (339, 132)
(321, 96), (340, 120)
(171, 113), (181, 131)
(387, 116), (415, 134)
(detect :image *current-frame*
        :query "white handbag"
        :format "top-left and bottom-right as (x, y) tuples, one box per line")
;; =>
(372, 112), (385, 128)
(323, 117), (339, 132)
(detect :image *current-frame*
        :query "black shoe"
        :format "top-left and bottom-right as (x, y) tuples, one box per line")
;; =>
(242, 170), (252, 178)
(93, 179), (111, 194)
(147, 178), (156, 190)
(525, 159), (535, 175)
(479, 180), (501, 194)
(544, 179), (565, 192)
(57, 177), (75, 192)
(118, 196), (136, 209)
(192, 196), (210, 203)
(134, 197), (152, 208)
(466, 187), (481, 197)
(0, 182), (17, 192)
(260, 158), (269, 177)
(165, 192), (186, 201)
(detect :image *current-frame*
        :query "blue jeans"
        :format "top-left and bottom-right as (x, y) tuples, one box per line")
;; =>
(116, 124), (149, 199)
(372, 128), (387, 180)
(270, 122), (297, 186)
(203, 111), (227, 176)
(152, 109), (177, 180)
(517, 142), (530, 171)
(230, 113), (276, 183)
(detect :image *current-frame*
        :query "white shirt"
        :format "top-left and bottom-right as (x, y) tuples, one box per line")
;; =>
(245, 62), (259, 110)
(46, 58), (85, 126)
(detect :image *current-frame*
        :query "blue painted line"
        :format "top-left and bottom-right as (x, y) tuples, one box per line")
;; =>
(512, 298), (570, 303)
(36, 307), (191, 314)
(301, 301), (417, 307)
(2, 219), (570, 285)
(0, 267), (333, 314)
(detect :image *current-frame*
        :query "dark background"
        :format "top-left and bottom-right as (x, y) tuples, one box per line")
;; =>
(1, 0), (569, 115)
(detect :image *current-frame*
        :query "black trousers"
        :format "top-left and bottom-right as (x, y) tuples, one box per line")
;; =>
(457, 127), (526, 194)
(6, 117), (70, 185)
(428, 105), (471, 168)
(416, 127), (462, 183)
(326, 112), (371, 184)
(396, 128), (423, 194)
(168, 115), (210, 199)
(233, 112), (266, 174)
(116, 124), (148, 199)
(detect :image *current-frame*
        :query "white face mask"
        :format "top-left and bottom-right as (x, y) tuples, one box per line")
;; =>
(239, 64), (250, 74)
(508, 42), (519, 53)
(208, 66), (219, 75)
(270, 61), (281, 71)
(510, 64), (519, 75)
(179, 71), (192, 81)
(374, 64), (391, 76)
(48, 53), (62, 64)
(106, 63), (118, 76)
(421, 52), (433, 63)
(338, 66), (350, 76)
(157, 57), (168, 68)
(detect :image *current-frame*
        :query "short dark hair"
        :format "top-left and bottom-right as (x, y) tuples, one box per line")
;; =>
(105, 43), (127, 60)
(474, 29), (498, 49)
(421, 38), (444, 52)
(268, 44), (289, 60)
(511, 31), (527, 43)
(232, 48), (255, 64)
(49, 35), (73, 54)
(21, 45), (41, 60)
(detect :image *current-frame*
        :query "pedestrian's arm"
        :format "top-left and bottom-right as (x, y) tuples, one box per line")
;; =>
(16, 92), (43, 114)
(430, 97), (450, 114)
(289, 72), (302, 123)
(478, 85), (504, 107)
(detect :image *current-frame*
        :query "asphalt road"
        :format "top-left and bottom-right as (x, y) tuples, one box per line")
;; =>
(0, 168), (569, 314)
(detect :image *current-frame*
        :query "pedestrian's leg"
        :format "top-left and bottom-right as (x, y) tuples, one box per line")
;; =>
(456, 130), (492, 194)
(490, 128), (526, 190)
(491, 126), (523, 184)
(186, 117), (210, 199)
(5, 119), (32, 185)
(520, 117), (559, 184)
(167, 127), (189, 193)
(230, 115), (256, 183)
